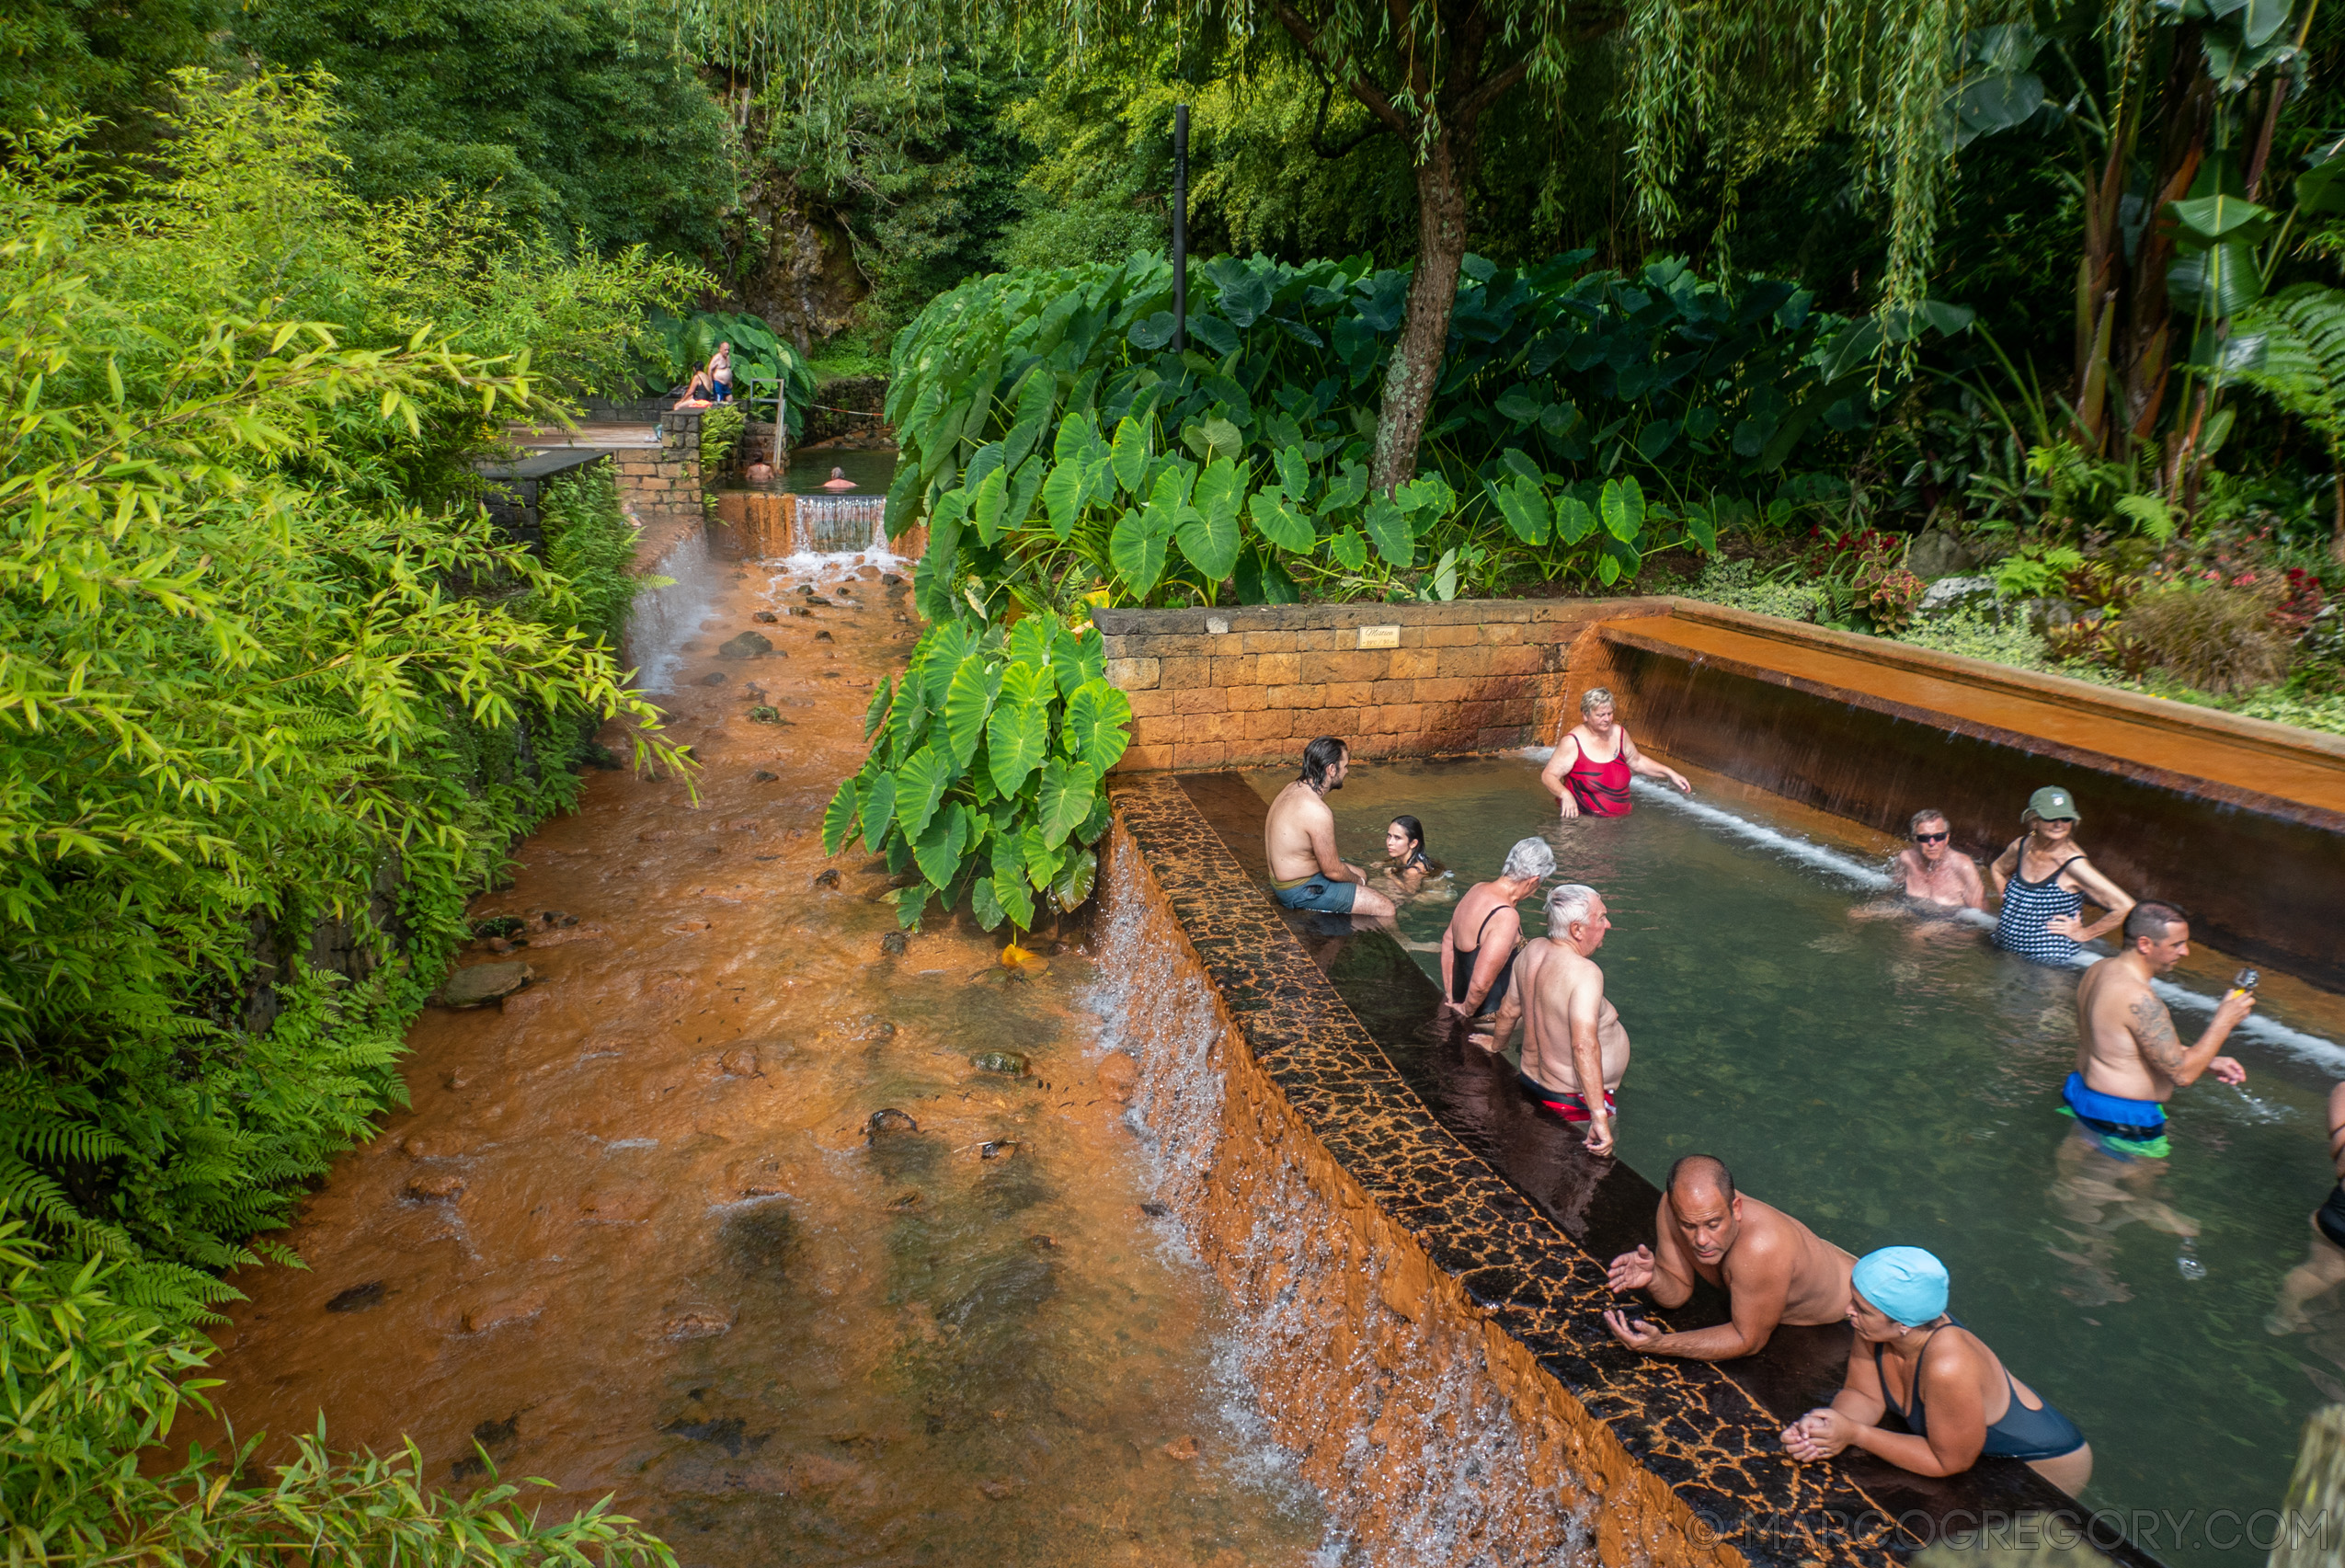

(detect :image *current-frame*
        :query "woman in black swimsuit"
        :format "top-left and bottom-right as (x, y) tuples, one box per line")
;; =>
(1438, 836), (1556, 1024)
(1783, 1246), (2092, 1495)
(1382, 816), (1436, 893)
(2271, 1082), (2345, 1333)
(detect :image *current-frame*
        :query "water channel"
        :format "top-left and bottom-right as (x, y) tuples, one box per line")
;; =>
(194, 544), (1333, 1566)
(1256, 755), (2345, 1568)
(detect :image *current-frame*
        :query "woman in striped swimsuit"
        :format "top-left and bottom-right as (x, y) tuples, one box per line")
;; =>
(1987, 786), (2135, 965)
(1539, 687), (1693, 819)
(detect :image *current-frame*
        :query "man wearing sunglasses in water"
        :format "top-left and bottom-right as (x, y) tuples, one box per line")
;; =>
(1891, 808), (1986, 911)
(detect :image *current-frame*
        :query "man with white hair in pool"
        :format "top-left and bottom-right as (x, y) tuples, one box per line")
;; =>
(1601, 1154), (1854, 1362)
(1486, 884), (1628, 1155)
(1438, 836), (1555, 1029)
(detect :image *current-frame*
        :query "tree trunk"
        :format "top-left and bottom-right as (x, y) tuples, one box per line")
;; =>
(1372, 133), (1470, 493)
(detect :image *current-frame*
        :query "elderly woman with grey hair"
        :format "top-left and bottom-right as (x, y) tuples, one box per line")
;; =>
(1540, 685), (1691, 818)
(1439, 836), (1557, 1024)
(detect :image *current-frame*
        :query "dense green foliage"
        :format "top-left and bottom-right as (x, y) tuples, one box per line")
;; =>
(820, 616), (1119, 932)
(234, 0), (738, 256)
(1, 74), (683, 1568)
(885, 250), (1957, 616)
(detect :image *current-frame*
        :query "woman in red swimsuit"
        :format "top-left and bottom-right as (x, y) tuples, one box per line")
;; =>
(1539, 686), (1693, 818)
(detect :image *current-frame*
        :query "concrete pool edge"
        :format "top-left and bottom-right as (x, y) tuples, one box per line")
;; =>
(1105, 773), (1924, 1568)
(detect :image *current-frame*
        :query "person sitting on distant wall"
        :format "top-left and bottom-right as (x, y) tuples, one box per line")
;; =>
(820, 466), (857, 490)
(1263, 737), (1395, 921)
(1603, 1154), (1853, 1360)
(1438, 836), (1553, 1024)
(1539, 687), (1691, 819)
(1987, 787), (2134, 964)
(677, 341), (733, 406)
(1893, 808), (1986, 910)
(1782, 1246), (2092, 1494)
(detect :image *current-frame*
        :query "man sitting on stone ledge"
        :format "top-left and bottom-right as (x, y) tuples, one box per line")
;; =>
(1602, 1154), (1855, 1361)
(1263, 736), (1395, 921)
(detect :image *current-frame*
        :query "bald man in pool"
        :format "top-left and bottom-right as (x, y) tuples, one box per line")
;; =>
(1603, 1155), (1855, 1361)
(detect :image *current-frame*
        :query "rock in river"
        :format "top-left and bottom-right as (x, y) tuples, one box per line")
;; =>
(971, 1050), (1029, 1076)
(717, 631), (773, 659)
(430, 961), (532, 1008)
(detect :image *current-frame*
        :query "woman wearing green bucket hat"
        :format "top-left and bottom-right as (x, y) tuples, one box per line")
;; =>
(1988, 786), (2137, 966)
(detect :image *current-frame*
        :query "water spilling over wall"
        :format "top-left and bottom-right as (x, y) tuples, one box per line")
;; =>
(620, 528), (730, 694)
(1090, 820), (1722, 1568)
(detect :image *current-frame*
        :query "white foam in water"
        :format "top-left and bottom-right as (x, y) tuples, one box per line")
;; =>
(1624, 777), (2345, 1071)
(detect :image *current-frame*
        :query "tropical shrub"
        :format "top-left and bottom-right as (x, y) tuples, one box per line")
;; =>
(642, 308), (818, 429)
(821, 612), (1122, 932)
(2119, 581), (2295, 694)
(883, 250), (1960, 618)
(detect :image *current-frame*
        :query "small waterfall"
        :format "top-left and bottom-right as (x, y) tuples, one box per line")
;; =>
(622, 528), (726, 695)
(1088, 837), (1594, 1568)
(793, 495), (888, 555)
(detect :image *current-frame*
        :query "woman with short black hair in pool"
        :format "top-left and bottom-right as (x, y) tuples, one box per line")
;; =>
(1782, 1247), (2092, 1495)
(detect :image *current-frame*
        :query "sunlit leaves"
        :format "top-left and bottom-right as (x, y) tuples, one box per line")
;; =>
(1036, 755), (1098, 847)
(912, 802), (969, 889)
(894, 745), (952, 840)
(821, 779), (860, 855)
(939, 654), (998, 770)
(1247, 484), (1315, 553)
(859, 768), (898, 855)
(1061, 680), (1131, 773)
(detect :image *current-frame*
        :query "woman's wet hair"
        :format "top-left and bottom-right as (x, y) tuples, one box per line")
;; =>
(1299, 736), (1348, 788)
(1389, 815), (1426, 859)
(1500, 837), (1555, 882)
(1580, 686), (1617, 716)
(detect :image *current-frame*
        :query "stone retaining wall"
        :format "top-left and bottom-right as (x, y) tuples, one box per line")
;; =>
(612, 409), (704, 532)
(1092, 599), (1666, 771)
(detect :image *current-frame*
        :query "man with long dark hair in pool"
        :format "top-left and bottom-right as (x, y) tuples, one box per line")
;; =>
(2067, 900), (2252, 1159)
(1601, 1155), (1853, 1361)
(1439, 836), (1553, 1026)
(1782, 1246), (2092, 1494)
(1263, 737), (1395, 920)
(1486, 884), (1626, 1154)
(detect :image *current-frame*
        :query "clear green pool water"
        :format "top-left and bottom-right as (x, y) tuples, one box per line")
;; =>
(1270, 755), (2345, 1568)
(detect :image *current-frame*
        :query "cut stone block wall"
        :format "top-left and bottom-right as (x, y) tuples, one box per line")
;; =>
(612, 410), (703, 532)
(1092, 599), (1668, 772)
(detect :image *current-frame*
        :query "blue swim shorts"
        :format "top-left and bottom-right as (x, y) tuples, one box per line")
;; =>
(1273, 877), (1357, 914)
(2059, 1070), (2171, 1160)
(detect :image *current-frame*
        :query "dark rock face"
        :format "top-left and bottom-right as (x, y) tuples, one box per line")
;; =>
(717, 632), (773, 659)
(699, 671), (728, 686)
(813, 868), (841, 888)
(865, 1108), (919, 1135)
(880, 932), (908, 956)
(753, 611), (779, 624)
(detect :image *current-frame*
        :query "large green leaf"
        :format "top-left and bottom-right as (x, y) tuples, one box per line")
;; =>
(2168, 193), (2276, 247)
(864, 678), (892, 740)
(894, 744), (952, 841)
(970, 867), (1006, 930)
(1275, 445), (1312, 498)
(986, 692), (1050, 795)
(1363, 493), (1414, 567)
(1007, 616), (1057, 671)
(1600, 476), (1645, 544)
(1178, 457), (1246, 580)
(821, 777), (859, 856)
(1003, 370), (1056, 469)
(990, 837), (1037, 931)
(1062, 680), (1132, 772)
(921, 621), (976, 710)
(1022, 823), (1066, 889)
(1055, 626), (1106, 697)
(1051, 846), (1099, 912)
(941, 654), (1000, 771)
(1042, 459), (1087, 539)
(1037, 755), (1100, 847)
(912, 801), (969, 890)
(859, 768), (898, 855)
(1328, 526), (1368, 571)
(1248, 485), (1316, 552)
(1490, 476), (1550, 544)
(1494, 384), (1546, 425)
(1109, 416), (1151, 493)
(969, 464), (1011, 544)
(1110, 509), (1169, 594)
(1556, 495), (1597, 544)
(2168, 241), (2263, 317)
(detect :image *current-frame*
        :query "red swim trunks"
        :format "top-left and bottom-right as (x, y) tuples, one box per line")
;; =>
(1519, 1073), (1617, 1122)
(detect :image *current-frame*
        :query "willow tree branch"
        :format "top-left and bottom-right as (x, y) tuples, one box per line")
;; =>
(1267, 0), (1413, 134)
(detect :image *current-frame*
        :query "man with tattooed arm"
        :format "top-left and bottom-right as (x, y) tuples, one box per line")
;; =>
(2065, 901), (2255, 1160)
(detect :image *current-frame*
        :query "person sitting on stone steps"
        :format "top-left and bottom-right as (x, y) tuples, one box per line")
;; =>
(1263, 737), (1394, 921)
(1602, 1154), (1853, 1361)
(1782, 1246), (2092, 1494)
(1438, 836), (1553, 1029)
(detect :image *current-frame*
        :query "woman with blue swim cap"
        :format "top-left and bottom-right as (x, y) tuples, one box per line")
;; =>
(1781, 1246), (2093, 1494)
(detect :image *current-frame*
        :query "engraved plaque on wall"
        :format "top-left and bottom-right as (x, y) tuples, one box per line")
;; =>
(1357, 624), (1401, 649)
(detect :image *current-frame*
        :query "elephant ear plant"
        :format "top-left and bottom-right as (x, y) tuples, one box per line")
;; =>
(821, 610), (1127, 933)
